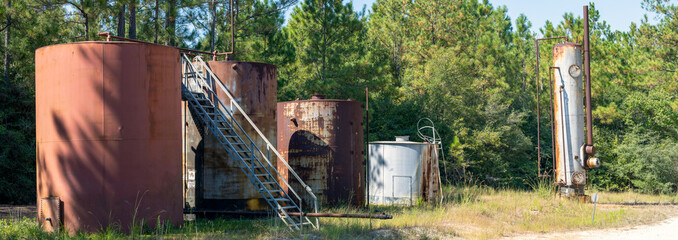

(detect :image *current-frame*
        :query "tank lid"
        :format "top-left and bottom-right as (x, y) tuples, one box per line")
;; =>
(311, 94), (326, 100)
(395, 136), (410, 142)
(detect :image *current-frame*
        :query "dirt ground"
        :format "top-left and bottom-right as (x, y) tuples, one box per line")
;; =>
(0, 205), (36, 220)
(504, 205), (678, 240)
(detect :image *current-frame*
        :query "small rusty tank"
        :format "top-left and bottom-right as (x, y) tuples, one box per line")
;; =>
(277, 95), (365, 207)
(35, 42), (182, 233)
(183, 61), (277, 211)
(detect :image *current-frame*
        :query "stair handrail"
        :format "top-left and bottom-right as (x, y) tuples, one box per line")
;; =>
(183, 54), (319, 222)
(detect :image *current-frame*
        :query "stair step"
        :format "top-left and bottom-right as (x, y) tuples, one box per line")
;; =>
(262, 189), (283, 193)
(254, 173), (270, 177)
(273, 198), (291, 202)
(260, 181), (276, 185)
(280, 206), (297, 209)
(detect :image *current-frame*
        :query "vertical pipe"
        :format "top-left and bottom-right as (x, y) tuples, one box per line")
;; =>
(534, 36), (566, 178)
(365, 87), (370, 210)
(535, 41), (541, 178)
(549, 67), (558, 182)
(583, 6), (594, 154)
(366, 87), (371, 229)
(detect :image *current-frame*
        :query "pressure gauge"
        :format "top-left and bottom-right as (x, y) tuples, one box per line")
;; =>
(568, 64), (582, 78)
(572, 171), (586, 185)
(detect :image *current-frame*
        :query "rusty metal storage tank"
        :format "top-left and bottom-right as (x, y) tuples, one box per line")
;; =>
(182, 61), (277, 211)
(368, 136), (441, 206)
(36, 42), (182, 233)
(277, 95), (365, 207)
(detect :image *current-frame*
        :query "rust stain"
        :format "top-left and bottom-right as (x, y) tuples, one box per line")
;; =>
(35, 42), (182, 234)
(421, 143), (441, 202)
(183, 61), (276, 211)
(277, 98), (365, 206)
(553, 67), (563, 186)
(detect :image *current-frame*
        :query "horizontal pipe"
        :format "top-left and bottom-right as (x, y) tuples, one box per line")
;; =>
(187, 210), (393, 219)
(288, 212), (393, 219)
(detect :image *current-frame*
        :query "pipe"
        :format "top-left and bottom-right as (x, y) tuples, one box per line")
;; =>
(559, 85), (568, 187)
(549, 66), (560, 182)
(188, 210), (393, 219)
(535, 36), (567, 178)
(583, 6), (595, 155)
(365, 87), (370, 212)
(288, 212), (392, 219)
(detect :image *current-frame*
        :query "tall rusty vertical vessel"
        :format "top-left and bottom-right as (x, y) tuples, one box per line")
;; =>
(183, 61), (277, 211)
(277, 95), (365, 207)
(552, 6), (600, 198)
(552, 42), (599, 197)
(36, 42), (182, 233)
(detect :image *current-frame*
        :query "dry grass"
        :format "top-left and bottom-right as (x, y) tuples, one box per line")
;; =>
(316, 187), (678, 239)
(2, 188), (676, 239)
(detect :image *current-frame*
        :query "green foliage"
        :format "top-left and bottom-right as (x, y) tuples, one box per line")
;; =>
(283, 0), (376, 100)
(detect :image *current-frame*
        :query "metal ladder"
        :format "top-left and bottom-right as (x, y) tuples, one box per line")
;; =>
(180, 54), (318, 230)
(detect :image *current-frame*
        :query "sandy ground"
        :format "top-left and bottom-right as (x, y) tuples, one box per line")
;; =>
(505, 207), (678, 240)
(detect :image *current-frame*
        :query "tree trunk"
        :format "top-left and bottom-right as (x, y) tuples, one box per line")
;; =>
(166, 0), (176, 46)
(210, 0), (216, 52)
(84, 12), (89, 40)
(129, 2), (136, 39)
(154, 0), (159, 43)
(232, 0), (237, 59)
(117, 4), (125, 37)
(321, 1), (326, 81)
(4, 0), (10, 81)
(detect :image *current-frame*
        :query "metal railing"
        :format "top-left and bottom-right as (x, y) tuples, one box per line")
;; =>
(182, 54), (319, 228)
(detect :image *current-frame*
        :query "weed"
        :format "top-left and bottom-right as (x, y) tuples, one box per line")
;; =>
(1, 189), (675, 239)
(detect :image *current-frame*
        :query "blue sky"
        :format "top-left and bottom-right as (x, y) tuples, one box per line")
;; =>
(284, 0), (662, 35)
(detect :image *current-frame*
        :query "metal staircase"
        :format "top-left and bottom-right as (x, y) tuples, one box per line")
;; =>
(180, 54), (318, 230)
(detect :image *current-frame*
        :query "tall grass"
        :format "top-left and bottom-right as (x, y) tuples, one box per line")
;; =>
(525, 177), (556, 199)
(1, 189), (675, 239)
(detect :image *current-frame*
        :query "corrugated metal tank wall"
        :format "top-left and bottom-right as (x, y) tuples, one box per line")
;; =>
(368, 139), (440, 206)
(277, 95), (365, 207)
(35, 42), (182, 233)
(183, 61), (277, 211)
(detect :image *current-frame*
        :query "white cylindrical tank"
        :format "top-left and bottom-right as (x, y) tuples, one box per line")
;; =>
(368, 137), (440, 205)
(553, 42), (586, 196)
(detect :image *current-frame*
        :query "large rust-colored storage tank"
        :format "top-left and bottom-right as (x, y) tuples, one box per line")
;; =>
(36, 42), (182, 233)
(277, 95), (364, 207)
(183, 61), (277, 211)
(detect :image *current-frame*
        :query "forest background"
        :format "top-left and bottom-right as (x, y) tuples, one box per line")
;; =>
(0, 0), (676, 204)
